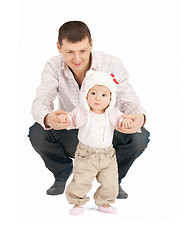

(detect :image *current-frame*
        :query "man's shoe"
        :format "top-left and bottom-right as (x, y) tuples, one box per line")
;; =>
(46, 179), (67, 195)
(117, 184), (128, 199)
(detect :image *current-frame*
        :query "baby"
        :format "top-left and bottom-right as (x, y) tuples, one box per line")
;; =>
(59, 70), (132, 215)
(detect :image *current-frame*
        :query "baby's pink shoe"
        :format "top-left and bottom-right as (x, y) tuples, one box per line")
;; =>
(98, 206), (117, 214)
(69, 206), (84, 216)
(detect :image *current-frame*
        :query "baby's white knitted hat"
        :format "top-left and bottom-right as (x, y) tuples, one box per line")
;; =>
(81, 70), (119, 113)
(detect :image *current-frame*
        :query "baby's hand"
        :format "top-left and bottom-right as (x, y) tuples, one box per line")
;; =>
(119, 118), (133, 129)
(58, 113), (70, 123)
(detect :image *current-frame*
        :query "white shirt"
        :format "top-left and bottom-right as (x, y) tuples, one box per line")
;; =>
(78, 111), (115, 148)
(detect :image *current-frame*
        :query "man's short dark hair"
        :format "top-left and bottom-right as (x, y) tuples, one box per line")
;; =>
(58, 21), (91, 46)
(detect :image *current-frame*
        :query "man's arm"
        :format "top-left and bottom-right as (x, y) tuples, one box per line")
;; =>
(109, 55), (146, 131)
(31, 61), (59, 129)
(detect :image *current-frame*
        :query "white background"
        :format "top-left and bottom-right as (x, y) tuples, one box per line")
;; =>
(1, 0), (189, 239)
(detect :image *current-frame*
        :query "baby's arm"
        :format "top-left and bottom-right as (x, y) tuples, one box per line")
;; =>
(57, 106), (87, 130)
(109, 108), (142, 133)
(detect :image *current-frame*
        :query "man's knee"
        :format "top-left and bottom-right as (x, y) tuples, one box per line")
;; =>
(132, 127), (150, 153)
(28, 122), (47, 150)
(28, 122), (78, 158)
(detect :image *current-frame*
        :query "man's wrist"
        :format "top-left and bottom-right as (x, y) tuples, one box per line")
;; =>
(44, 114), (50, 128)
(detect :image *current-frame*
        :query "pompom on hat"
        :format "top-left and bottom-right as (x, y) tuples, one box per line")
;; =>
(81, 70), (119, 113)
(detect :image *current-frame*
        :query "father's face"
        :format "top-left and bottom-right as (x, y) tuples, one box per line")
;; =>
(57, 37), (93, 74)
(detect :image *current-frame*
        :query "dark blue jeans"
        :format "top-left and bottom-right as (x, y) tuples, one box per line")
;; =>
(28, 123), (150, 183)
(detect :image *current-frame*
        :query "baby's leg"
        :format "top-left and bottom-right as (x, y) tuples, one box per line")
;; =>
(65, 158), (96, 206)
(94, 149), (118, 213)
(65, 144), (98, 214)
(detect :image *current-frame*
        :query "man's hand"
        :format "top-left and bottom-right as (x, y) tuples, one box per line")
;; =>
(44, 110), (71, 130)
(116, 114), (145, 134)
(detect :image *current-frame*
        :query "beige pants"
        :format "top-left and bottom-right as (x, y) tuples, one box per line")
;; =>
(65, 142), (118, 206)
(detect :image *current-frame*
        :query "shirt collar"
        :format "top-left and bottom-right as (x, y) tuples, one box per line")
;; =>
(90, 51), (98, 70)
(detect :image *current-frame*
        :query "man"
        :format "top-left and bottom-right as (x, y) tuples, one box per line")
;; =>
(28, 21), (150, 199)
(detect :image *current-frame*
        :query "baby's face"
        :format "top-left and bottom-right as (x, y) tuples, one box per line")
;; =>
(86, 85), (111, 114)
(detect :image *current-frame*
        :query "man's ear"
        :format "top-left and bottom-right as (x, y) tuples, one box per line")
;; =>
(57, 41), (62, 53)
(90, 39), (93, 48)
